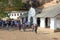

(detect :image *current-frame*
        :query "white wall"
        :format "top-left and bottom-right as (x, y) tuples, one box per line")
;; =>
(56, 19), (60, 28)
(9, 11), (27, 19)
(10, 13), (20, 19)
(56, 14), (60, 29)
(40, 18), (45, 28)
(9, 11), (21, 19)
(50, 18), (57, 30)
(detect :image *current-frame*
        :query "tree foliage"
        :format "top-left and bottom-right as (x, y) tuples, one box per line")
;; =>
(0, 0), (8, 18)
(0, 10), (8, 18)
(0, 0), (24, 18)
(12, 0), (23, 8)
(23, 0), (40, 9)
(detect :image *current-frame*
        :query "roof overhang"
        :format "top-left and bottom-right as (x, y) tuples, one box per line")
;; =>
(36, 4), (60, 18)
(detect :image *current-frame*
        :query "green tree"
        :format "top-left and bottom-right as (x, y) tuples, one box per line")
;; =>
(0, 0), (8, 18)
(12, 0), (24, 9)
(0, 0), (24, 18)
(0, 10), (8, 18)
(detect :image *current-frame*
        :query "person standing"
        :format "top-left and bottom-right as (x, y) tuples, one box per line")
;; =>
(1, 20), (6, 28)
(22, 17), (26, 31)
(18, 20), (21, 30)
(6, 19), (11, 30)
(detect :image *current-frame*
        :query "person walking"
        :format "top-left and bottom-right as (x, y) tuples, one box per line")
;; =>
(34, 24), (38, 34)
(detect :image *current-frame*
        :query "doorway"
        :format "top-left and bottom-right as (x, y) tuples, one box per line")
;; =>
(45, 17), (50, 28)
(37, 18), (40, 26)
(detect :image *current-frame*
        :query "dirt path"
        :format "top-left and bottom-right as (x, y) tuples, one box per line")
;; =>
(0, 30), (60, 40)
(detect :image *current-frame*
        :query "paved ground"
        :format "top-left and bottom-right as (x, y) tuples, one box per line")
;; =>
(0, 29), (60, 40)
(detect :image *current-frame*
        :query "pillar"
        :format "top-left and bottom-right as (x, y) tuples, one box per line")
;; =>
(28, 15), (31, 23)
(40, 18), (45, 28)
(50, 18), (57, 30)
(33, 16), (37, 25)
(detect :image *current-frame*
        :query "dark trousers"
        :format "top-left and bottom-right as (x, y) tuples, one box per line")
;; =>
(22, 24), (26, 31)
(35, 26), (38, 33)
(18, 24), (21, 30)
(7, 25), (11, 30)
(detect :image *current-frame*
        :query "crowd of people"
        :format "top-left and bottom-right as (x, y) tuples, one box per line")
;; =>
(0, 18), (38, 33)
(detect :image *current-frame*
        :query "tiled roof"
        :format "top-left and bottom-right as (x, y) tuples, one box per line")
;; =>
(36, 4), (60, 17)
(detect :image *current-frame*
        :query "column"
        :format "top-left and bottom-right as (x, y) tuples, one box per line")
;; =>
(40, 18), (45, 28)
(28, 15), (31, 23)
(50, 18), (57, 30)
(33, 17), (37, 25)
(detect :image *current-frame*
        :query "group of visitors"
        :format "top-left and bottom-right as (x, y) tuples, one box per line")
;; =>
(0, 18), (38, 33)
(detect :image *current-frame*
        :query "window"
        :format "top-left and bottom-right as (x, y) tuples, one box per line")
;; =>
(17, 14), (19, 16)
(14, 14), (16, 16)
(12, 14), (13, 16)
(20, 13), (22, 15)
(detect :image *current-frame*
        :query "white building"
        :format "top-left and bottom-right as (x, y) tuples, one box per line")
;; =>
(8, 11), (27, 19)
(36, 4), (60, 31)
